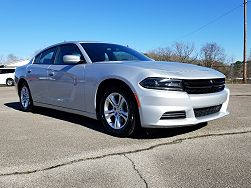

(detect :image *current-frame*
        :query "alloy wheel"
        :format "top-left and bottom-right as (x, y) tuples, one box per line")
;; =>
(103, 92), (129, 130)
(20, 85), (30, 109)
(6, 79), (14, 86)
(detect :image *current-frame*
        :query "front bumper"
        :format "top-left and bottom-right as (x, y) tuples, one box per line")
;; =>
(138, 87), (230, 128)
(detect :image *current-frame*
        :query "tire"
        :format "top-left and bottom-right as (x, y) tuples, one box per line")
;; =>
(19, 82), (34, 112)
(6, 78), (14, 86)
(100, 87), (138, 137)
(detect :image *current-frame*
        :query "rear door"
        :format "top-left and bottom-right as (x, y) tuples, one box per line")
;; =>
(26, 47), (57, 103)
(46, 44), (85, 111)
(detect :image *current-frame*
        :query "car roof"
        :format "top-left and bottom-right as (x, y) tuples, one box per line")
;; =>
(33, 41), (119, 57)
(53, 41), (117, 47)
(48, 41), (110, 46)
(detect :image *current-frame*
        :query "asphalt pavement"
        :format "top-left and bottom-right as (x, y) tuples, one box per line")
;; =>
(0, 84), (250, 187)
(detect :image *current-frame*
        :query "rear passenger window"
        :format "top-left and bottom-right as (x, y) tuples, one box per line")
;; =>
(34, 47), (57, 64)
(55, 44), (83, 64)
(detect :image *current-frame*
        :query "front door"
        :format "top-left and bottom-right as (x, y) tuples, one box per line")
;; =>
(46, 44), (85, 111)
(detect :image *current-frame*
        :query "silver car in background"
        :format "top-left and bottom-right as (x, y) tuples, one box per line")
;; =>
(15, 42), (229, 137)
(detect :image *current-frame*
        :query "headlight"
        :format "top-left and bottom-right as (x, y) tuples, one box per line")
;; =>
(139, 77), (183, 91)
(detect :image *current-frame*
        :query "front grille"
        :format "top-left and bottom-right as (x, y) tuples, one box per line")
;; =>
(160, 111), (186, 120)
(183, 78), (225, 94)
(194, 104), (222, 117)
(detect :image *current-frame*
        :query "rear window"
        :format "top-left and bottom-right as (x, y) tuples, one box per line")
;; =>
(81, 43), (150, 63)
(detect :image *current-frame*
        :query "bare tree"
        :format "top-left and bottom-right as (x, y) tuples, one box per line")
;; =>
(147, 42), (197, 63)
(5, 54), (19, 64)
(0, 55), (4, 65)
(200, 42), (226, 67)
(173, 42), (197, 63)
(147, 47), (173, 61)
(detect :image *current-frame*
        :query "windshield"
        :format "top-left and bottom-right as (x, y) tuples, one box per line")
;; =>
(80, 43), (151, 63)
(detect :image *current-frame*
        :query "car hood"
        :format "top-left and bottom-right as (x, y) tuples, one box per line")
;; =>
(119, 61), (208, 72)
(118, 61), (225, 79)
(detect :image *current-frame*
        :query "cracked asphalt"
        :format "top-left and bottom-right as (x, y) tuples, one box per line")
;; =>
(0, 84), (250, 187)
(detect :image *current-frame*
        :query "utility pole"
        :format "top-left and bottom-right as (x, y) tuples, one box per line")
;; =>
(243, 0), (248, 83)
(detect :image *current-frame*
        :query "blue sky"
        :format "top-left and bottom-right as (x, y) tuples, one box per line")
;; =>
(0, 0), (250, 62)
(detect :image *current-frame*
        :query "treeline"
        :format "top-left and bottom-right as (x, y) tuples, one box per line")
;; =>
(145, 42), (250, 80)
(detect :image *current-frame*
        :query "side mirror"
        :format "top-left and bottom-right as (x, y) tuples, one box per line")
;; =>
(63, 55), (81, 64)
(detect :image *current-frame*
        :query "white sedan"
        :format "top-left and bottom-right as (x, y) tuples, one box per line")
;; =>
(14, 42), (229, 137)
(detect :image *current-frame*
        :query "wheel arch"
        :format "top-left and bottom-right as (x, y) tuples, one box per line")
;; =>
(17, 78), (28, 97)
(95, 78), (140, 120)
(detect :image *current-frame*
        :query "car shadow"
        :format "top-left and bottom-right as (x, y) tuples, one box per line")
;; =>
(4, 102), (207, 139)
(134, 123), (207, 139)
(4, 102), (106, 134)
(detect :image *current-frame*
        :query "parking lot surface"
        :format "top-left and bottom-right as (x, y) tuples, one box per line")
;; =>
(0, 84), (250, 187)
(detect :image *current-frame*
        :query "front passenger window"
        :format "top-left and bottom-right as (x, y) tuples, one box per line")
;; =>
(55, 44), (83, 64)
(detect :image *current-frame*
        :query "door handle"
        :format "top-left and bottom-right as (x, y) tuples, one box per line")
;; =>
(48, 72), (54, 76)
(27, 70), (31, 73)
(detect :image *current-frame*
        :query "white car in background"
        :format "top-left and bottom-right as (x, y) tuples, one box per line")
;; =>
(0, 68), (15, 86)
